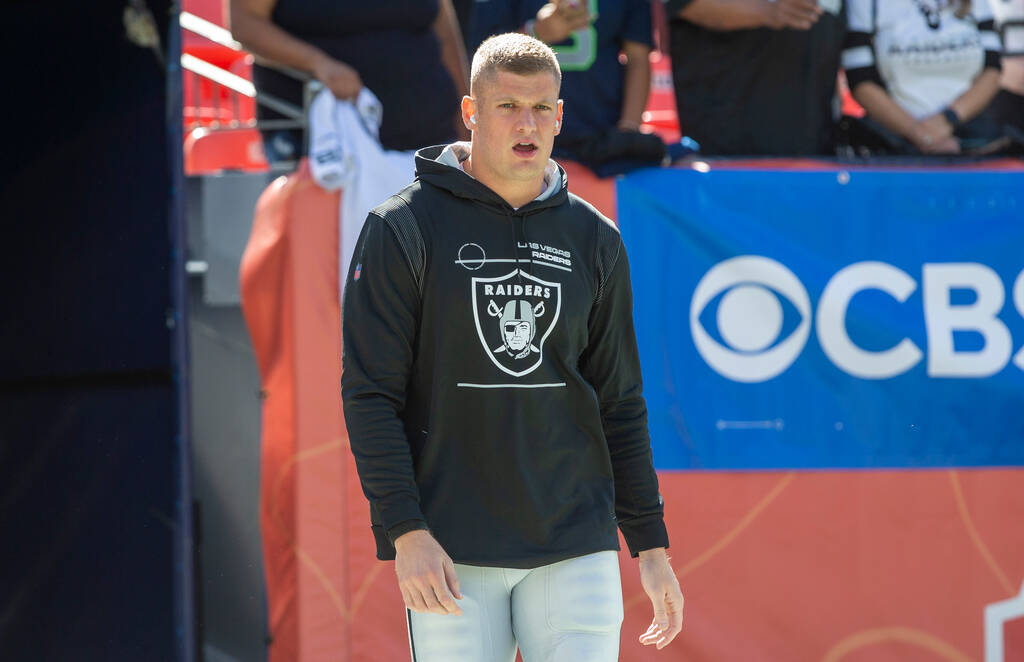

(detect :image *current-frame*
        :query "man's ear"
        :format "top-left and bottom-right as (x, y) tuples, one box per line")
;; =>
(554, 100), (564, 135)
(461, 95), (477, 132)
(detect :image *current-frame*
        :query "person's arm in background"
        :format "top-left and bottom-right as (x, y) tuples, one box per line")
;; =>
(618, 40), (652, 131)
(435, 0), (472, 140)
(916, 68), (1002, 143)
(229, 0), (362, 99)
(668, 0), (822, 31)
(850, 81), (956, 152)
(616, 0), (654, 132)
(918, 2), (1003, 138)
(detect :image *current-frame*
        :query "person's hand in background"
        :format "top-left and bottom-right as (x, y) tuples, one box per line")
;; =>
(766, 0), (823, 30)
(533, 0), (596, 43)
(312, 53), (363, 101)
(678, 0), (821, 32)
(911, 113), (960, 154)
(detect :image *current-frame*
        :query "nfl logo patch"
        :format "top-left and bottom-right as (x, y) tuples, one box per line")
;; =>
(354, 263), (362, 281)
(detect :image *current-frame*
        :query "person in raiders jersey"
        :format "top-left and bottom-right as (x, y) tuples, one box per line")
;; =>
(989, 0), (1024, 130)
(842, 0), (1004, 153)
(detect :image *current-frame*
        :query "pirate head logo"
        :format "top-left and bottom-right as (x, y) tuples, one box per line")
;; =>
(491, 299), (545, 359)
(472, 269), (561, 377)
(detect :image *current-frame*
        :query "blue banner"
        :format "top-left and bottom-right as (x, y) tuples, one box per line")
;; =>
(617, 167), (1024, 470)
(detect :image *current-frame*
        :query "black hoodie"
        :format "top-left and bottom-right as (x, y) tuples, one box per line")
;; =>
(341, 144), (669, 568)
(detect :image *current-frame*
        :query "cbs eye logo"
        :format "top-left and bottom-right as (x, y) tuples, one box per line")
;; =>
(690, 256), (811, 383)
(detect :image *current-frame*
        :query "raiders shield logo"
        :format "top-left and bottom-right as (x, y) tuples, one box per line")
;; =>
(472, 269), (562, 377)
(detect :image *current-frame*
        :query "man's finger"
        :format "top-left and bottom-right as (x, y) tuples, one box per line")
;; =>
(443, 558), (463, 600)
(432, 582), (463, 615)
(413, 577), (447, 614)
(639, 624), (664, 645)
(405, 585), (428, 613)
(649, 590), (670, 630)
(660, 607), (683, 648)
(654, 590), (684, 648)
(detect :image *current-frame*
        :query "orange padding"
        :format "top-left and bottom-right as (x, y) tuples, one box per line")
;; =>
(240, 161), (395, 662)
(240, 159), (1024, 662)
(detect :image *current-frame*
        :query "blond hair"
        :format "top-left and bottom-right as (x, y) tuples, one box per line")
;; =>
(470, 33), (562, 94)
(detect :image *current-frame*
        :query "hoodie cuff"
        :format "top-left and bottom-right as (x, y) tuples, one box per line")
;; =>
(379, 497), (427, 536)
(619, 514), (671, 557)
(386, 518), (431, 545)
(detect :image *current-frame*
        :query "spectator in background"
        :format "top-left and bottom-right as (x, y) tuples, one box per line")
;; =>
(471, 0), (667, 174)
(664, 0), (846, 156)
(230, 0), (469, 163)
(989, 0), (1024, 130)
(842, 0), (1003, 154)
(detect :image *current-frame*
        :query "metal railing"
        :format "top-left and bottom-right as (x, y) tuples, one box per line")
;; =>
(179, 11), (320, 137)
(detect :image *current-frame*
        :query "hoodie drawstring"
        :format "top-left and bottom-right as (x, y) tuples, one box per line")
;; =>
(510, 210), (538, 286)
(510, 209), (523, 286)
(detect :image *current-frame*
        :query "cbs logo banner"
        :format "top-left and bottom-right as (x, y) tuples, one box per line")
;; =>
(692, 256), (1024, 383)
(616, 166), (1024, 470)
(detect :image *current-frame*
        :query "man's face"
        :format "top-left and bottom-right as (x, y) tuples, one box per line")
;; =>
(504, 320), (533, 352)
(466, 70), (562, 186)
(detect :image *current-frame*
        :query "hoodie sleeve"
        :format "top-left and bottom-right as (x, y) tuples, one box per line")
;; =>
(579, 220), (670, 557)
(341, 211), (428, 545)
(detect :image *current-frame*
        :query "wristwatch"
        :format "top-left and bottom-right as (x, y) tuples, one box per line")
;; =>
(941, 107), (961, 131)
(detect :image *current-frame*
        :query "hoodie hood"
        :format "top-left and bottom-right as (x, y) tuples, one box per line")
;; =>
(414, 142), (568, 213)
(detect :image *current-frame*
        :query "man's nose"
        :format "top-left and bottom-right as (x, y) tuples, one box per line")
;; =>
(516, 109), (538, 132)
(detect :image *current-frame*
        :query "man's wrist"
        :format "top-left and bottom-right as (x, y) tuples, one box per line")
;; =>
(393, 527), (432, 550)
(638, 547), (668, 562)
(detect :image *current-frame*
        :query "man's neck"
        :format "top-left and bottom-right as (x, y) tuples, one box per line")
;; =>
(464, 155), (545, 210)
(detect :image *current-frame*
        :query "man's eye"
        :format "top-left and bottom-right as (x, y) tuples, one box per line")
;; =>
(500, 103), (514, 109)
(536, 105), (550, 111)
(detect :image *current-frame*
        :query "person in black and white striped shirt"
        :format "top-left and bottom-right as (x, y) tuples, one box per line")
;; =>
(842, 0), (1003, 153)
(989, 0), (1024, 129)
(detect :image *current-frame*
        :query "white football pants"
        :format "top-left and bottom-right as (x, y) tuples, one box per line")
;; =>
(406, 550), (623, 662)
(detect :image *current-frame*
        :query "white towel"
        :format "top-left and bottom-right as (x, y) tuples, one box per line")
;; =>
(308, 87), (416, 300)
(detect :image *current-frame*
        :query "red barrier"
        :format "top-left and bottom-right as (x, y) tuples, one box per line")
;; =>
(240, 159), (1024, 662)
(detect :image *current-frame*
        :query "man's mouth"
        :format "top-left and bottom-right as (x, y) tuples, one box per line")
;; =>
(513, 141), (538, 155)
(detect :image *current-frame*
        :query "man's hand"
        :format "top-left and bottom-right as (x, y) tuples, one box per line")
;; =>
(394, 529), (464, 615)
(765, 0), (823, 30)
(533, 0), (595, 44)
(911, 114), (960, 154)
(312, 53), (362, 101)
(637, 548), (684, 650)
